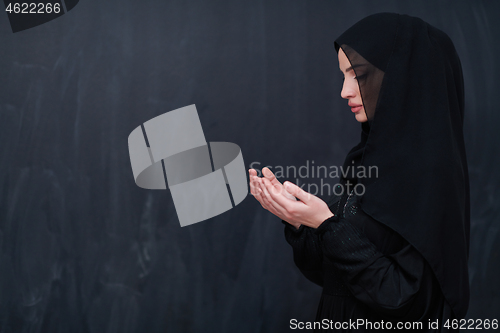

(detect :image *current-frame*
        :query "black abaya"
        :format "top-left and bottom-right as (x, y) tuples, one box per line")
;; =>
(284, 180), (456, 332)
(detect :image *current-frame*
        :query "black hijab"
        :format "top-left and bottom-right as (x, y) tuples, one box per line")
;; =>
(335, 13), (470, 319)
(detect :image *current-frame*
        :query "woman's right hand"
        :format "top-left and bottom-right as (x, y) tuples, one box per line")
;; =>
(249, 168), (301, 229)
(248, 169), (301, 229)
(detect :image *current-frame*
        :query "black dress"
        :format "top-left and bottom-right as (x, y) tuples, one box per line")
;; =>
(283, 182), (457, 332)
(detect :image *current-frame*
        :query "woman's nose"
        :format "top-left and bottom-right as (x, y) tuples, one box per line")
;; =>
(341, 81), (356, 100)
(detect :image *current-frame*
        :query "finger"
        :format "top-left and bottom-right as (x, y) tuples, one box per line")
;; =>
(262, 167), (283, 187)
(257, 178), (278, 210)
(262, 178), (295, 212)
(254, 186), (269, 210)
(262, 176), (287, 197)
(254, 179), (271, 211)
(258, 178), (285, 215)
(284, 181), (311, 203)
(248, 168), (257, 177)
(249, 175), (268, 208)
(249, 175), (260, 196)
(281, 184), (298, 201)
(262, 167), (296, 201)
(256, 178), (271, 206)
(249, 169), (259, 195)
(251, 178), (268, 209)
(260, 178), (290, 215)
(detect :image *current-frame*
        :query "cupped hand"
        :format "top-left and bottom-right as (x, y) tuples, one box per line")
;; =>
(249, 167), (334, 229)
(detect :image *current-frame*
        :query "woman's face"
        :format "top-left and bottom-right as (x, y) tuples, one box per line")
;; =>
(338, 48), (368, 123)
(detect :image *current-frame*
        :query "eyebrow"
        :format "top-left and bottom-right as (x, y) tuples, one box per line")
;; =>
(340, 64), (366, 74)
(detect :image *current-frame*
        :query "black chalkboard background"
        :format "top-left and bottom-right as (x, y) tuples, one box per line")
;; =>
(0, 1), (499, 332)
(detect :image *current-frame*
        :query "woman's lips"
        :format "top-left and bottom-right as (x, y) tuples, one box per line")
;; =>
(350, 105), (362, 113)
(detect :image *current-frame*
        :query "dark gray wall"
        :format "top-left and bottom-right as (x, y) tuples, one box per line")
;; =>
(0, 0), (498, 332)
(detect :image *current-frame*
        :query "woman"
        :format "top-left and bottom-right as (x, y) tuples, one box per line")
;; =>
(249, 13), (470, 332)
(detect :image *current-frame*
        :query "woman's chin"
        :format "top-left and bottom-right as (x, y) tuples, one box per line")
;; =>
(354, 112), (368, 123)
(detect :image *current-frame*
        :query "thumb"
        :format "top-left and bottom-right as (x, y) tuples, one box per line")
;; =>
(284, 181), (311, 203)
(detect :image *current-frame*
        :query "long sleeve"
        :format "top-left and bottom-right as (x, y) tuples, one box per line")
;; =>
(282, 195), (343, 287)
(282, 193), (346, 287)
(314, 215), (427, 319)
(283, 222), (324, 286)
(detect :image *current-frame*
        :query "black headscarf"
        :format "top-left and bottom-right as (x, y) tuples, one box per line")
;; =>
(335, 13), (470, 319)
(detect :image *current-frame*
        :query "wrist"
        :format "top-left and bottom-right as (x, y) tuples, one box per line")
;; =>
(312, 212), (334, 228)
(283, 219), (301, 230)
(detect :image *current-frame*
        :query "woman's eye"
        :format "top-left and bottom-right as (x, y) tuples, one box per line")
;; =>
(354, 74), (367, 81)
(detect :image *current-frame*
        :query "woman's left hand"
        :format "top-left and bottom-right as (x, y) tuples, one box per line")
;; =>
(250, 167), (334, 229)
